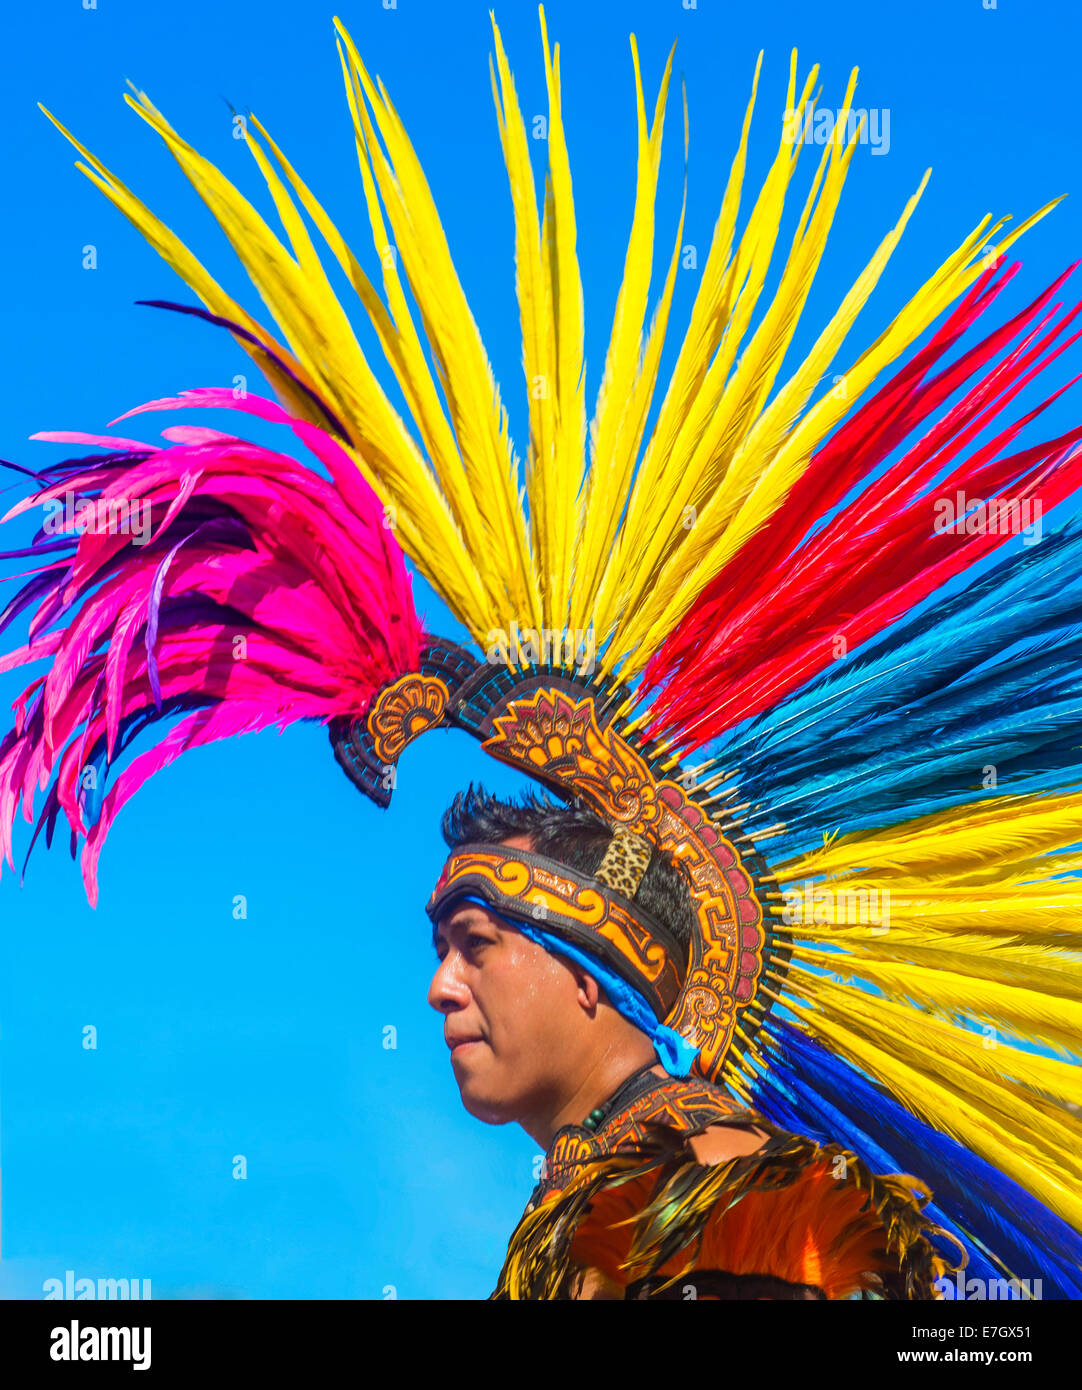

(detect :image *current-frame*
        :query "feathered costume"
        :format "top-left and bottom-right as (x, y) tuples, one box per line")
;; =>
(3, 9), (1081, 1300)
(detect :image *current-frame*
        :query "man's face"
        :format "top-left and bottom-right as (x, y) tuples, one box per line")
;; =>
(428, 844), (586, 1126)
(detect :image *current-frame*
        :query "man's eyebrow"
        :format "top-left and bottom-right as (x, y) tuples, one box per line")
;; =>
(432, 907), (489, 949)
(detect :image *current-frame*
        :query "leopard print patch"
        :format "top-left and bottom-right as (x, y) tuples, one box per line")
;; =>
(595, 827), (652, 899)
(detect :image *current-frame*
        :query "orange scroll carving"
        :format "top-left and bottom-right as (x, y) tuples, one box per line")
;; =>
(367, 672), (449, 765)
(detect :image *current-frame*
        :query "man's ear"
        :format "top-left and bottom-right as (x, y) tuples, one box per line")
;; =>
(572, 964), (601, 1013)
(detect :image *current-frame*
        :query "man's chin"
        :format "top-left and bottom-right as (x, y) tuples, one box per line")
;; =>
(458, 1092), (513, 1125)
(451, 1053), (514, 1125)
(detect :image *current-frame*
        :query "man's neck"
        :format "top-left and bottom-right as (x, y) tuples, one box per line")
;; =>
(522, 1054), (664, 1149)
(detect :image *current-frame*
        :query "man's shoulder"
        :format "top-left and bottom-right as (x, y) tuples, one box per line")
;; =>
(600, 1069), (768, 1151)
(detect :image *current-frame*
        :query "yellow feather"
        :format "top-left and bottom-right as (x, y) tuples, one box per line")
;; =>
(36, 103), (324, 427)
(489, 19), (558, 618)
(538, 7), (587, 624)
(39, 97), (498, 633)
(572, 33), (676, 626)
(778, 789), (1082, 881)
(334, 21), (541, 629)
(590, 53), (818, 648)
(576, 85), (691, 643)
(793, 928), (1082, 996)
(782, 883), (1082, 944)
(791, 945), (1082, 1059)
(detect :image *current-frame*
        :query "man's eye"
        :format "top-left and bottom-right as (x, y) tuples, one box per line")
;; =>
(467, 933), (490, 949)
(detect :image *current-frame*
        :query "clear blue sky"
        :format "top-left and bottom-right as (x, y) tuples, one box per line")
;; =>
(1, 0), (1080, 1299)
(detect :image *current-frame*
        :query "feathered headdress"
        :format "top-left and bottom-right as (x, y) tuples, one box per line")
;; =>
(4, 7), (1081, 1296)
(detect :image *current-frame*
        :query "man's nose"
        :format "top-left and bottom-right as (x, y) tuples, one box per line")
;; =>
(427, 950), (471, 1013)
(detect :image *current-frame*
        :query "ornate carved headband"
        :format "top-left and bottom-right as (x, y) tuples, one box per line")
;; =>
(426, 841), (687, 1021)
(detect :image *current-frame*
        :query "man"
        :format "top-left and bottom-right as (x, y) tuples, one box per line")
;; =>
(427, 786), (948, 1301)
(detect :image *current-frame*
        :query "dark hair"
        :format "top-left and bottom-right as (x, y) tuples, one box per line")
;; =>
(440, 783), (696, 953)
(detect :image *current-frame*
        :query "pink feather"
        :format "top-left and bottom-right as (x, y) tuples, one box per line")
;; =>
(0, 390), (424, 902)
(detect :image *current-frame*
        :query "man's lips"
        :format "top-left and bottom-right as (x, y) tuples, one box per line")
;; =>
(446, 1034), (485, 1057)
